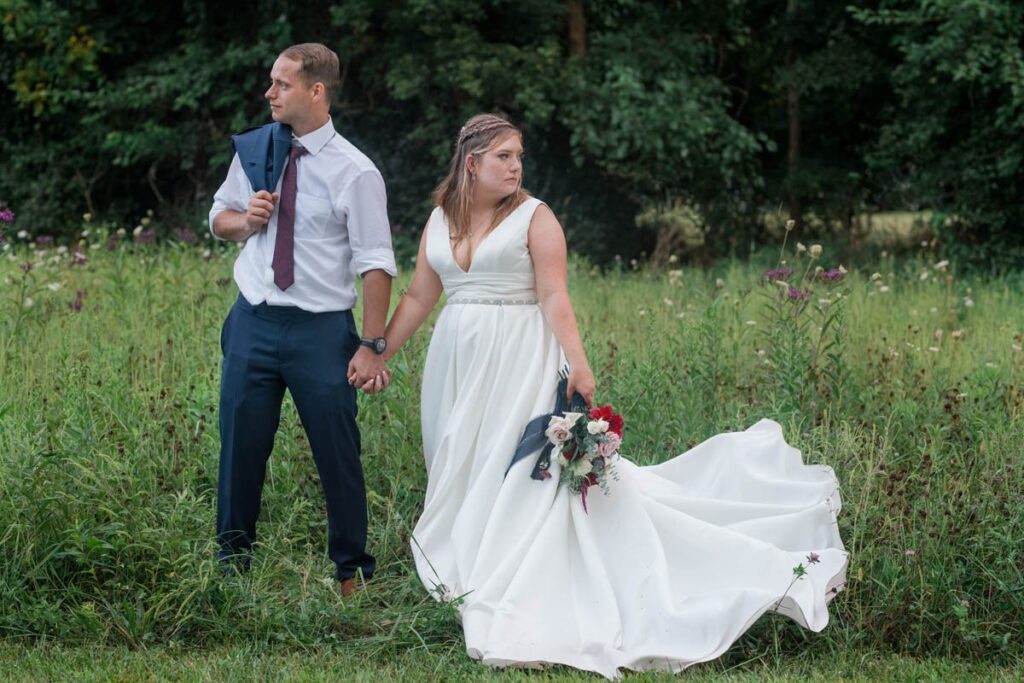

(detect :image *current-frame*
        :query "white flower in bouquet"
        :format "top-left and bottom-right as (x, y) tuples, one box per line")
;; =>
(571, 457), (593, 477)
(562, 412), (584, 427)
(555, 451), (569, 468)
(587, 419), (609, 435)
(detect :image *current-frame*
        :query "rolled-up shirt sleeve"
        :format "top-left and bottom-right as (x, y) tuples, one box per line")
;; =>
(340, 169), (398, 277)
(208, 153), (252, 240)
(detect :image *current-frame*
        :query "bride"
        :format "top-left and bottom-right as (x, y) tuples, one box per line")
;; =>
(370, 113), (847, 678)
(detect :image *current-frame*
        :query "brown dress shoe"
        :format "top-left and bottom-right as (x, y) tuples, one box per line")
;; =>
(339, 576), (369, 598)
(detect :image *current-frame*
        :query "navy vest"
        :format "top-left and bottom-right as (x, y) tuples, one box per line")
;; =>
(230, 122), (294, 193)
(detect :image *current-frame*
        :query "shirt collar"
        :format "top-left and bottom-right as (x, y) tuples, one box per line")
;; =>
(293, 117), (336, 156)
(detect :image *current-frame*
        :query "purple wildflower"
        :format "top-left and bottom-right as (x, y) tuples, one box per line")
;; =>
(35, 235), (54, 247)
(764, 267), (794, 282)
(0, 209), (14, 223)
(173, 228), (198, 244)
(70, 289), (86, 313)
(72, 251), (88, 266)
(786, 287), (811, 301)
(817, 268), (846, 284)
(134, 229), (156, 245)
(806, 552), (820, 564)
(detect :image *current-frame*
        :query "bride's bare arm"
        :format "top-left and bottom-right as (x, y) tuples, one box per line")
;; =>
(529, 204), (596, 406)
(381, 221), (443, 362)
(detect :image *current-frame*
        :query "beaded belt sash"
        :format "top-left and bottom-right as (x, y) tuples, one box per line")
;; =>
(446, 297), (538, 306)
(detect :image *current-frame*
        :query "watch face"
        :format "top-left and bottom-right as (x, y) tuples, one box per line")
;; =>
(373, 337), (387, 354)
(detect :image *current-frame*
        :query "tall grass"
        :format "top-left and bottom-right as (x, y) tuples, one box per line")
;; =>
(0, 233), (1021, 672)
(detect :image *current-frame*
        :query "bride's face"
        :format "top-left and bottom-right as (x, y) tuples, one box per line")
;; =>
(469, 132), (523, 199)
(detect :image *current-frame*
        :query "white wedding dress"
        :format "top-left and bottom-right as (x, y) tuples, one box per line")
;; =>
(412, 198), (847, 678)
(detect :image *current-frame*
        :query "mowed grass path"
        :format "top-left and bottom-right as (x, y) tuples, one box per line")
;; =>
(1, 239), (1021, 679)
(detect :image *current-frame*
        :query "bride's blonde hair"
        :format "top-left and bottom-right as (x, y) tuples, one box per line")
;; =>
(433, 113), (531, 242)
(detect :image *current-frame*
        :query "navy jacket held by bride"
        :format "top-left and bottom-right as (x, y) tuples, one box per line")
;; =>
(231, 122), (294, 193)
(507, 374), (590, 480)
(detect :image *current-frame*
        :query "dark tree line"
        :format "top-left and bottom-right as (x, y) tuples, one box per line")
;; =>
(1, 0), (1022, 266)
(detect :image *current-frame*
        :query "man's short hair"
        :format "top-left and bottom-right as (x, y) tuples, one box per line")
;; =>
(280, 43), (341, 103)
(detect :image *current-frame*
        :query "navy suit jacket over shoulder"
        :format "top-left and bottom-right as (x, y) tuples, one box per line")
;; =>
(230, 122), (293, 193)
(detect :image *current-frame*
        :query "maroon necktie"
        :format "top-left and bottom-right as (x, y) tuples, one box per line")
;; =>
(272, 144), (308, 291)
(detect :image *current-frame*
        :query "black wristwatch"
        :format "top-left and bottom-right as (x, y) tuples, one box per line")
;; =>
(359, 336), (387, 355)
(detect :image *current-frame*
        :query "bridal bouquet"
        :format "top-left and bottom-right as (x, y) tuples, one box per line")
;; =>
(544, 405), (624, 512)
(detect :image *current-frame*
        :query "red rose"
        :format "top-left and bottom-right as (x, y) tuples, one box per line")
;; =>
(589, 405), (623, 437)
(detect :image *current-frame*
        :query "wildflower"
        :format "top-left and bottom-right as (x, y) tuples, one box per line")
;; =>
(23, 297), (33, 308)
(904, 549), (916, 557)
(715, 278), (724, 289)
(0, 209), (14, 223)
(785, 219), (795, 231)
(173, 228), (198, 244)
(638, 309), (647, 316)
(880, 286), (890, 293)
(668, 269), (682, 282)
(46, 282), (62, 292)
(83, 212), (92, 222)
(668, 254), (678, 263)
(17, 230), (28, 239)
(663, 298), (673, 306)
(796, 242), (807, 253)
(963, 297), (974, 307)
(745, 320), (756, 326)
(817, 268), (846, 284)
(934, 329), (943, 341)
(870, 272), (882, 282)
(919, 270), (930, 281)
(809, 244), (822, 259)
(934, 260), (949, 271)
(928, 347), (940, 352)
(806, 552), (820, 564)
(72, 251), (87, 266)
(134, 229), (156, 245)
(786, 287), (811, 301)
(764, 267), (794, 282)
(140, 216), (151, 227)
(36, 235), (54, 247)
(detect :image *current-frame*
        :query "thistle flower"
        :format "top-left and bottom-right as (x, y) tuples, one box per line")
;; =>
(764, 267), (794, 282)
(786, 287), (811, 301)
(817, 268), (846, 284)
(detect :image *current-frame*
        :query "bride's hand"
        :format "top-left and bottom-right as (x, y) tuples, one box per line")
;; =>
(566, 364), (596, 408)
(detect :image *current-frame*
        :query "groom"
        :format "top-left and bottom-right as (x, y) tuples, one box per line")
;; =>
(208, 43), (396, 595)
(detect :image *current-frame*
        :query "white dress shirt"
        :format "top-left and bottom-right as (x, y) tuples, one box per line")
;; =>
(209, 117), (397, 313)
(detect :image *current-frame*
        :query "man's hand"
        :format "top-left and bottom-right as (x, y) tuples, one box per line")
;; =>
(246, 190), (279, 234)
(347, 346), (390, 394)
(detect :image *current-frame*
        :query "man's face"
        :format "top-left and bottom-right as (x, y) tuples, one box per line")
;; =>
(265, 56), (313, 126)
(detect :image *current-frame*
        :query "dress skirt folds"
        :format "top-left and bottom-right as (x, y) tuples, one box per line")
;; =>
(412, 198), (848, 678)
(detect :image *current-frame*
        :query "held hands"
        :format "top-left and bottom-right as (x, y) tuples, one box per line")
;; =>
(566, 363), (596, 408)
(347, 346), (391, 394)
(246, 190), (280, 234)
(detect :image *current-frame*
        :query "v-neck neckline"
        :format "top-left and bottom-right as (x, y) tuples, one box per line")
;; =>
(447, 200), (527, 274)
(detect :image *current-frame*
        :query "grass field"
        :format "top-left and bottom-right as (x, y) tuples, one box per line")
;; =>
(1, 231), (1021, 679)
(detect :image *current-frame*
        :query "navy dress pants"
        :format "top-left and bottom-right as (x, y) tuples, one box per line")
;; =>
(216, 295), (375, 580)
